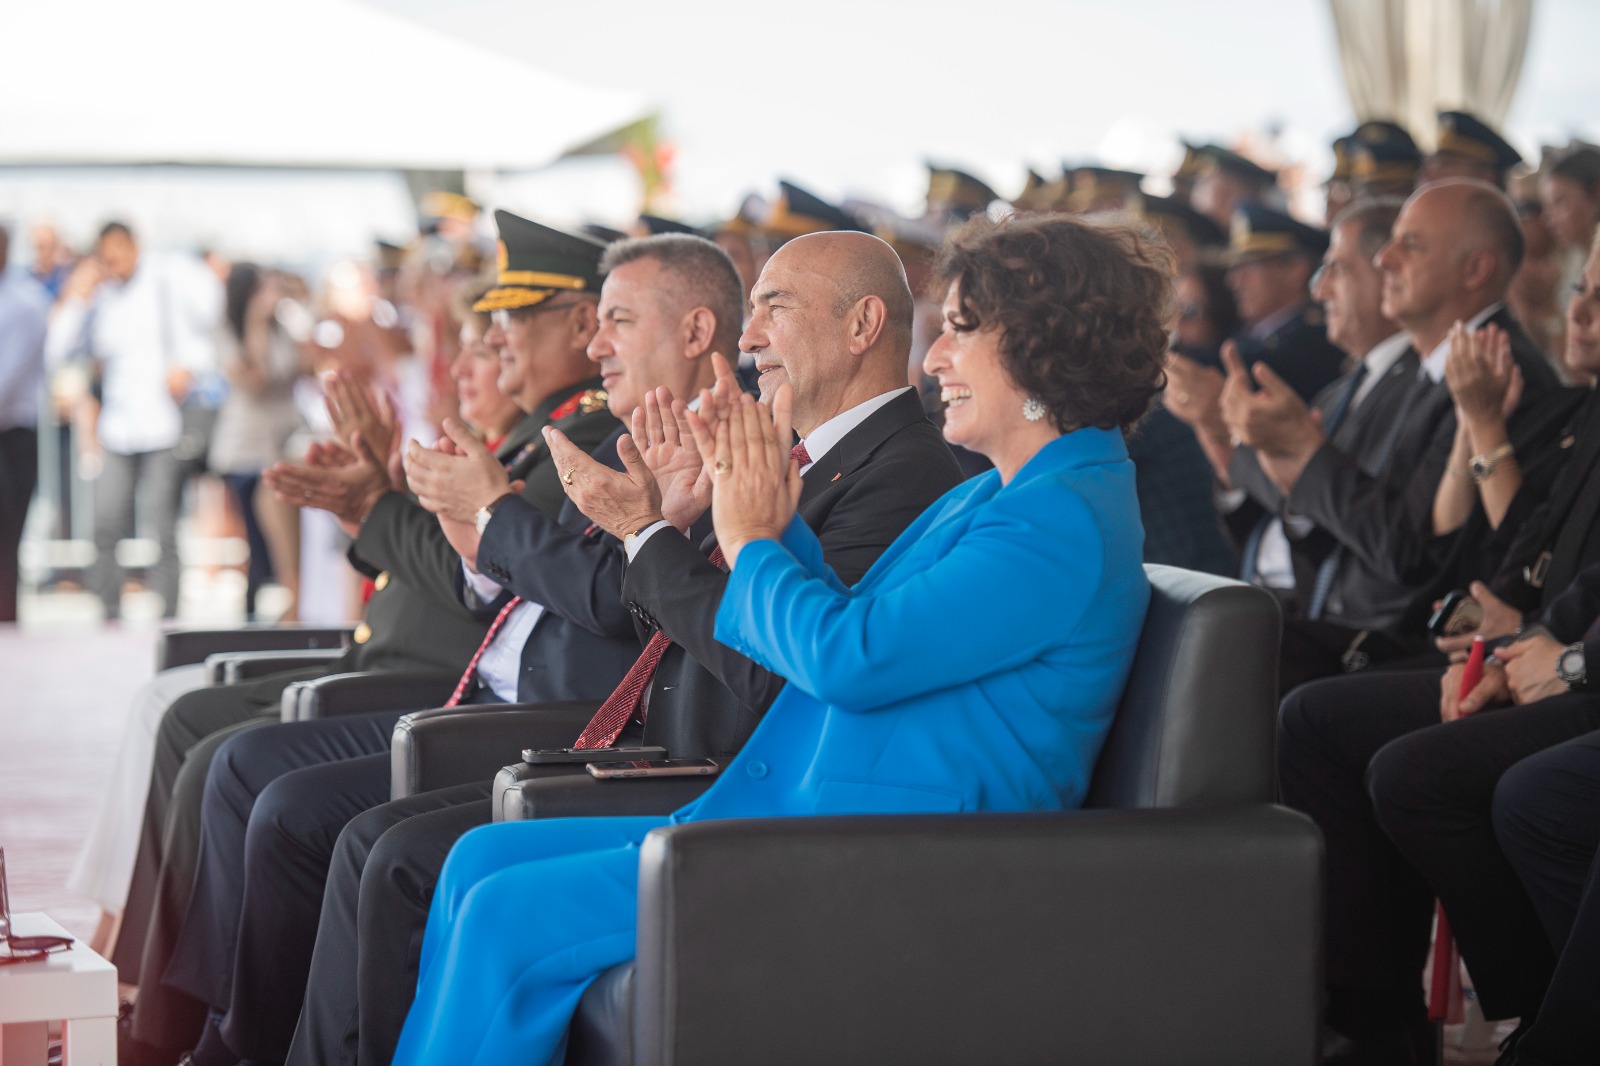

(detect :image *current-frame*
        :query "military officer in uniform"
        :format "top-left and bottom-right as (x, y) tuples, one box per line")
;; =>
(1422, 110), (1523, 189)
(1223, 203), (1347, 404)
(1349, 119), (1423, 200)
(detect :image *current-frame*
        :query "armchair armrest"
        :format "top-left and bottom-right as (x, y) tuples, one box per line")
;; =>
(630, 805), (1323, 1066)
(389, 701), (600, 799)
(283, 670), (461, 723)
(493, 765), (714, 822)
(157, 625), (352, 670)
(204, 648), (347, 685)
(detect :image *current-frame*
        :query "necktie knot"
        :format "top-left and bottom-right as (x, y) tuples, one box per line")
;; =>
(791, 440), (811, 466)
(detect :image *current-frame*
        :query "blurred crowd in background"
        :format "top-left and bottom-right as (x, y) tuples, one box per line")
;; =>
(2, 107), (1599, 630)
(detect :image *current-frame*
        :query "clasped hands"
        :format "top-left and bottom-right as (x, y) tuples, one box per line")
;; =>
(1166, 342), (1326, 495)
(1434, 579), (1565, 720)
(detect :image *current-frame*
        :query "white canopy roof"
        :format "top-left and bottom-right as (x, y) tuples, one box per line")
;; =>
(0, 0), (649, 170)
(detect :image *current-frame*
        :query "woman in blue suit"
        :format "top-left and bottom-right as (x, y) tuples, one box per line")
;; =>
(391, 214), (1175, 1066)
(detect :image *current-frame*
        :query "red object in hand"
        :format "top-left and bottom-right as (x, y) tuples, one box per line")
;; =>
(1428, 636), (1486, 1024)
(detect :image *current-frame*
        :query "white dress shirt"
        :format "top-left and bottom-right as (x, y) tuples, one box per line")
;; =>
(460, 565), (548, 702)
(46, 252), (221, 454)
(1421, 303), (1503, 383)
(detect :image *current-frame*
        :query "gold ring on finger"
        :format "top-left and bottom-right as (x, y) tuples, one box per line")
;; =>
(562, 467), (575, 485)
(713, 460), (732, 476)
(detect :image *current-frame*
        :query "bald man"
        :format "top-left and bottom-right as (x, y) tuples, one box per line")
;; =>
(1220, 180), (1561, 691)
(287, 231), (962, 1066)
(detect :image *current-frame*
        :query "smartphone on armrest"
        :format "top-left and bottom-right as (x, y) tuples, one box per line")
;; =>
(586, 759), (720, 779)
(522, 745), (667, 765)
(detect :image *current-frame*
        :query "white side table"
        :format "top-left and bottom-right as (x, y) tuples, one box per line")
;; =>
(0, 914), (117, 1066)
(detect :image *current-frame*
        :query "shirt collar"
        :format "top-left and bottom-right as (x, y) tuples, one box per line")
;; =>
(797, 387), (913, 472)
(1421, 302), (1504, 382)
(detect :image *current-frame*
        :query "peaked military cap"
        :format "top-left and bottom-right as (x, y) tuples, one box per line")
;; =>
(1067, 164), (1145, 213)
(926, 165), (1000, 218)
(1327, 135), (1354, 184)
(1197, 145), (1279, 188)
(1173, 141), (1209, 183)
(474, 210), (606, 313)
(421, 190), (480, 226)
(1229, 203), (1328, 264)
(638, 215), (703, 237)
(1012, 168), (1072, 213)
(1433, 111), (1522, 174)
(581, 222), (629, 245)
(1351, 120), (1421, 185)
(762, 181), (864, 238)
(1143, 195), (1227, 249)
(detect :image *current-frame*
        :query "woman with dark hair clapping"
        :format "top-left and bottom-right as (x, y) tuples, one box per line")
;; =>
(390, 216), (1173, 1066)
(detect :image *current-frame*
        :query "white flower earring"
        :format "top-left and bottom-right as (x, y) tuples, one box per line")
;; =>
(1021, 397), (1047, 422)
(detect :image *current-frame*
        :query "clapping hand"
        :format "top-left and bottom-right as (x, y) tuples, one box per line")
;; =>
(263, 431), (391, 530)
(631, 387), (714, 530)
(689, 386), (802, 570)
(1445, 322), (1522, 427)
(324, 371), (399, 462)
(404, 419), (511, 523)
(1163, 352), (1228, 440)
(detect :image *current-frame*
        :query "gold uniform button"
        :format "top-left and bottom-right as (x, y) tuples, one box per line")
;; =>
(374, 571), (390, 591)
(353, 622), (372, 645)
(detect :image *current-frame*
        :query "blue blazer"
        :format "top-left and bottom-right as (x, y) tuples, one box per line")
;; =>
(687, 426), (1150, 821)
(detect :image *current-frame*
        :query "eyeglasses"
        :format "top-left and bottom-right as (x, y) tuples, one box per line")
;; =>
(489, 300), (576, 330)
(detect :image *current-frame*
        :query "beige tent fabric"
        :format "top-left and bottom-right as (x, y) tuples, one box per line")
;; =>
(1328, 0), (1534, 144)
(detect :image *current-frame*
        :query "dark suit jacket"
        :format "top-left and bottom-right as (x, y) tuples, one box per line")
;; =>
(1231, 301), (1348, 405)
(619, 387), (964, 759)
(345, 380), (619, 679)
(1230, 345), (1420, 627)
(1488, 387), (1600, 614)
(1284, 308), (1559, 596)
(470, 426), (710, 703)
(1533, 560), (1600, 681)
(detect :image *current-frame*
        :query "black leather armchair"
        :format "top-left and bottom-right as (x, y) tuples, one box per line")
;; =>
(554, 564), (1322, 1066)
(156, 624), (352, 672)
(278, 670), (462, 723)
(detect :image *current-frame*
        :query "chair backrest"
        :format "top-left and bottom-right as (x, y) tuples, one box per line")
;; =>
(1085, 564), (1281, 809)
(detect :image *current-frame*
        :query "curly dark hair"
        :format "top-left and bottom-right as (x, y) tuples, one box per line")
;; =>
(934, 213), (1174, 432)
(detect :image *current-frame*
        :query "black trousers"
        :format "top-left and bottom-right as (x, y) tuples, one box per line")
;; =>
(1493, 730), (1600, 1064)
(286, 784), (493, 1066)
(1276, 668), (1600, 1036)
(0, 426), (37, 622)
(163, 713), (402, 1060)
(115, 667), (325, 1049)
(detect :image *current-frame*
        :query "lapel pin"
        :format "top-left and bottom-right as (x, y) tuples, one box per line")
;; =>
(831, 472), (841, 481)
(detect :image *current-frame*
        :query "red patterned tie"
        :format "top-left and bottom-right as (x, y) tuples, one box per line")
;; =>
(791, 440), (811, 468)
(444, 596), (523, 707)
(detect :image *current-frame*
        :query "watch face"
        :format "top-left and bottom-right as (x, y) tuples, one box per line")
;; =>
(1560, 647), (1585, 682)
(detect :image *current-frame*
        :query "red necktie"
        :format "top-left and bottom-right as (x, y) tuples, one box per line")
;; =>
(444, 596), (523, 707)
(572, 441), (810, 749)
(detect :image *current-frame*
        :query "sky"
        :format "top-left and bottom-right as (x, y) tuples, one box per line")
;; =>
(367, 0), (1600, 220)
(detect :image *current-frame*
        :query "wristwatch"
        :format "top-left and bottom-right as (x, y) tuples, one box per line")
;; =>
(1557, 643), (1587, 690)
(1469, 442), (1515, 482)
(474, 493), (513, 535)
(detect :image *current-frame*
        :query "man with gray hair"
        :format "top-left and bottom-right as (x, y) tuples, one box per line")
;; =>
(1221, 181), (1561, 690)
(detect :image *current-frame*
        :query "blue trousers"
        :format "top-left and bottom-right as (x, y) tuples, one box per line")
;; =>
(392, 816), (669, 1066)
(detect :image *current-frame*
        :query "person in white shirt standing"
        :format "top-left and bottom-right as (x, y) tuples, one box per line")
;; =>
(0, 223), (51, 623)
(47, 222), (221, 620)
